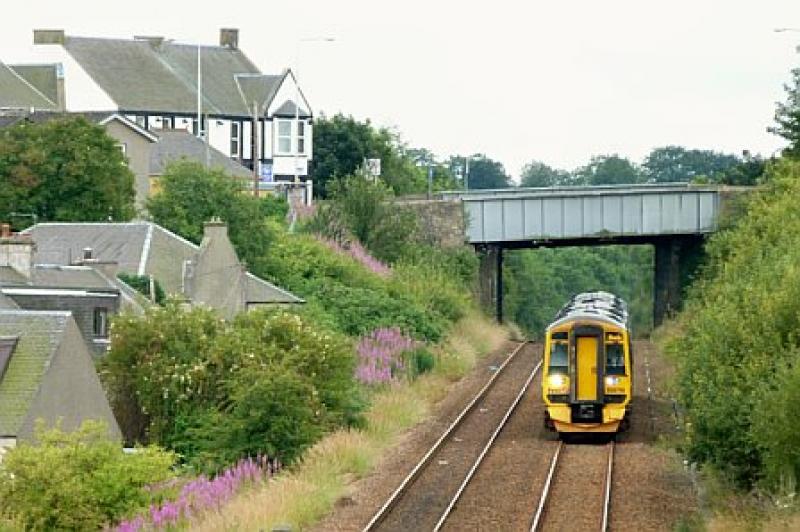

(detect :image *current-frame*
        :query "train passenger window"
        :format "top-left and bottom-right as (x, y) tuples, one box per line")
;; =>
(549, 343), (568, 374)
(606, 343), (625, 375)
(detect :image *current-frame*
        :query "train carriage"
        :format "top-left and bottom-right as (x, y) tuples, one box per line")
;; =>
(542, 291), (633, 433)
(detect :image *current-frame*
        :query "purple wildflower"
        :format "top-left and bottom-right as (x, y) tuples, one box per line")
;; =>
(318, 237), (391, 277)
(114, 456), (280, 530)
(355, 327), (418, 385)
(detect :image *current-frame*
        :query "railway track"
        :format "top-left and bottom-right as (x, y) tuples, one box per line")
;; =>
(531, 440), (615, 532)
(363, 341), (542, 531)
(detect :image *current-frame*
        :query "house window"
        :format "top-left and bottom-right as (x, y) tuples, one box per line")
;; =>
(231, 122), (240, 157)
(116, 142), (127, 157)
(93, 308), (108, 338)
(297, 121), (306, 154)
(135, 115), (145, 128)
(161, 116), (172, 129)
(277, 120), (292, 154)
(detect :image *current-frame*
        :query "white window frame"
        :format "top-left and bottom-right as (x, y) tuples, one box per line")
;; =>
(276, 119), (292, 155)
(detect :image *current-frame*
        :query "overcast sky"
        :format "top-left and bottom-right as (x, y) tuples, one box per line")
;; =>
(3, 1), (800, 180)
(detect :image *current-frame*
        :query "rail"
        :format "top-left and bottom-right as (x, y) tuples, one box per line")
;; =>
(362, 341), (529, 531)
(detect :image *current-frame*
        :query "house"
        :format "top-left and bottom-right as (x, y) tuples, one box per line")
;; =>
(0, 309), (122, 454)
(24, 219), (303, 320)
(0, 226), (148, 356)
(29, 28), (314, 183)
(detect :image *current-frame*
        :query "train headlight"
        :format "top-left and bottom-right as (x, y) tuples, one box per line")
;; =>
(605, 375), (622, 386)
(548, 375), (567, 387)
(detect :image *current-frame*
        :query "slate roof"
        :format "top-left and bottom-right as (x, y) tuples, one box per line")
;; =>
(0, 310), (70, 436)
(150, 130), (251, 177)
(62, 36), (269, 116)
(9, 64), (60, 104)
(0, 110), (159, 142)
(0, 292), (19, 309)
(273, 100), (311, 118)
(0, 266), (29, 286)
(31, 265), (118, 290)
(24, 222), (303, 304)
(0, 61), (57, 110)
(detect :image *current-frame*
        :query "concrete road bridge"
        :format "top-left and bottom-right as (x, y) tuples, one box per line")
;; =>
(433, 183), (747, 325)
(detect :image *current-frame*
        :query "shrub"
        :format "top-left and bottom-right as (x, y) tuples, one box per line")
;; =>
(668, 159), (800, 489)
(117, 273), (166, 304)
(102, 305), (363, 470)
(0, 421), (176, 531)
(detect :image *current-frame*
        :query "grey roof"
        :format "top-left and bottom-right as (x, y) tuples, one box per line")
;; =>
(0, 292), (20, 309)
(31, 265), (117, 290)
(9, 64), (60, 104)
(0, 266), (29, 286)
(27, 222), (151, 273)
(0, 310), (70, 436)
(150, 130), (251, 177)
(234, 73), (284, 110)
(0, 61), (57, 110)
(24, 222), (302, 304)
(273, 100), (310, 118)
(0, 111), (159, 142)
(63, 36), (267, 116)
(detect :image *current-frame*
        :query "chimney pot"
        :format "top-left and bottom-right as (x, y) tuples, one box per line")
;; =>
(220, 28), (239, 49)
(34, 29), (65, 45)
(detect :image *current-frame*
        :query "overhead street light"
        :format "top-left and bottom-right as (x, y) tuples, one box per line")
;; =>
(294, 37), (336, 185)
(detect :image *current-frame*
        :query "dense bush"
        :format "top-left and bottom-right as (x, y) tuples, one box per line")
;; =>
(101, 304), (362, 471)
(668, 159), (800, 489)
(0, 421), (175, 531)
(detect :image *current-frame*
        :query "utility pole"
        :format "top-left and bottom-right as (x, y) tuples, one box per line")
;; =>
(252, 100), (259, 196)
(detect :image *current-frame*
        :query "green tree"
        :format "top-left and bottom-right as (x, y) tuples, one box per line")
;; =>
(146, 160), (286, 268)
(520, 161), (572, 187)
(643, 146), (740, 183)
(312, 114), (426, 197)
(769, 67), (800, 158)
(574, 154), (644, 185)
(459, 154), (512, 189)
(0, 117), (135, 228)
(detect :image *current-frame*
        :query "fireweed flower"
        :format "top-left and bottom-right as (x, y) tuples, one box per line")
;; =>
(355, 327), (418, 385)
(114, 456), (280, 530)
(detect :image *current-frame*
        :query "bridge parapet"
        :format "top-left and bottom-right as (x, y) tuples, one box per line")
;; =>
(439, 183), (736, 245)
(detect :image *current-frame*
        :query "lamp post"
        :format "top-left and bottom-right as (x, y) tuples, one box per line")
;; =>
(294, 37), (335, 185)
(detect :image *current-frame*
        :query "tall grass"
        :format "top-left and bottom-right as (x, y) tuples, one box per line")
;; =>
(188, 312), (509, 531)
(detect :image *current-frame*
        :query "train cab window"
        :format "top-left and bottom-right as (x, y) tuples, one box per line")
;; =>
(549, 343), (568, 375)
(606, 343), (625, 375)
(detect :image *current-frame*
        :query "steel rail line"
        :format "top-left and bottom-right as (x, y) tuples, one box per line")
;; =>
(362, 341), (529, 531)
(432, 359), (544, 531)
(530, 440), (615, 532)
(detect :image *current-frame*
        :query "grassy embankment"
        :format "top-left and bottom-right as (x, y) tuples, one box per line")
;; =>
(188, 312), (509, 531)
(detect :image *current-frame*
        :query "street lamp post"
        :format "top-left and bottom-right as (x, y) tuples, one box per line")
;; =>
(294, 37), (335, 185)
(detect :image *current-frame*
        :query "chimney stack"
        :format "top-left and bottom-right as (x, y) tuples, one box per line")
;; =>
(0, 228), (35, 279)
(33, 29), (65, 45)
(203, 217), (228, 241)
(220, 28), (239, 49)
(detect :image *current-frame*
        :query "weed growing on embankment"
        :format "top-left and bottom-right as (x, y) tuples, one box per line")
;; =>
(187, 312), (508, 531)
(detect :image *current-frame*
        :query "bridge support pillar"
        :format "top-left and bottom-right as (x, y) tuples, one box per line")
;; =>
(653, 236), (704, 326)
(477, 245), (504, 323)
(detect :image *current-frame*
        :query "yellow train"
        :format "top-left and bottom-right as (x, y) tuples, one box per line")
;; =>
(542, 292), (633, 434)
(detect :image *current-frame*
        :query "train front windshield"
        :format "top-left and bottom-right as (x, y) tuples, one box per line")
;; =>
(549, 342), (568, 375)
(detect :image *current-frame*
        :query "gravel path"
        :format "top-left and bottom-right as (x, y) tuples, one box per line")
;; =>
(609, 340), (697, 531)
(440, 369), (558, 531)
(312, 341), (531, 532)
(373, 343), (540, 532)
